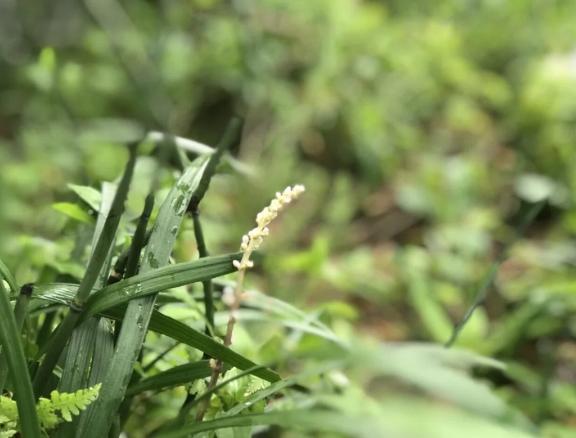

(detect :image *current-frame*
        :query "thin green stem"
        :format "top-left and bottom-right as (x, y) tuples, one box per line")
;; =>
(192, 210), (214, 334)
(125, 193), (155, 278)
(143, 343), (178, 372)
(446, 201), (545, 347)
(110, 230), (152, 283)
(187, 116), (243, 336)
(195, 268), (246, 422)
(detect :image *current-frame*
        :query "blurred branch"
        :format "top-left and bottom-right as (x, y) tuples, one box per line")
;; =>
(146, 131), (256, 177)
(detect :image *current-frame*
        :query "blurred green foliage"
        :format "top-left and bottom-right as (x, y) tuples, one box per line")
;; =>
(2, 0), (576, 436)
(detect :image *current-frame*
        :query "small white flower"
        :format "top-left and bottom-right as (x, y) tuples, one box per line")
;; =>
(233, 184), (305, 271)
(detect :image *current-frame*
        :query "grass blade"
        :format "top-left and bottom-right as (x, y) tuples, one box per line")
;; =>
(56, 182), (117, 438)
(29, 289), (280, 383)
(84, 253), (239, 317)
(13, 284), (33, 333)
(78, 156), (209, 436)
(187, 118), (243, 336)
(0, 284), (33, 391)
(124, 193), (155, 278)
(60, 182), (116, 390)
(446, 201), (545, 347)
(192, 212), (214, 333)
(33, 145), (138, 395)
(145, 312), (280, 382)
(187, 117), (243, 210)
(146, 130), (254, 176)
(155, 411), (356, 438)
(0, 256), (18, 296)
(71, 146), (139, 306)
(31, 252), (241, 311)
(0, 278), (42, 436)
(126, 361), (213, 396)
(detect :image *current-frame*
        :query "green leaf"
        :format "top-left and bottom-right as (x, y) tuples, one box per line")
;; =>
(30, 254), (241, 315)
(160, 399), (535, 438)
(0, 280), (42, 437)
(401, 248), (453, 342)
(29, 287), (279, 383)
(34, 145), (138, 396)
(52, 202), (94, 224)
(446, 201), (544, 347)
(126, 361), (213, 396)
(353, 342), (515, 421)
(57, 183), (117, 438)
(79, 156), (210, 437)
(68, 184), (102, 212)
(0, 257), (18, 296)
(163, 364), (266, 429)
(156, 410), (371, 438)
(83, 253), (240, 317)
(238, 290), (343, 345)
(144, 312), (279, 383)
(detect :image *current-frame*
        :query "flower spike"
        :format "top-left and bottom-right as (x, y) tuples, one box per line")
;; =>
(233, 184), (305, 271)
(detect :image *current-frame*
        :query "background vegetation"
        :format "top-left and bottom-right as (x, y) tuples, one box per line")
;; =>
(1, 0), (576, 436)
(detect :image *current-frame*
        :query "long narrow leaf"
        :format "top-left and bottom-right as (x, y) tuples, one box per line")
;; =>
(33, 146), (138, 394)
(83, 253), (239, 317)
(60, 182), (116, 392)
(0, 279), (41, 436)
(189, 118), (243, 336)
(72, 146), (139, 306)
(126, 361), (213, 396)
(57, 183), (117, 438)
(157, 404), (534, 438)
(146, 131), (255, 176)
(0, 256), (18, 296)
(156, 411), (362, 438)
(31, 245), (234, 352)
(446, 201), (545, 347)
(29, 289), (280, 383)
(79, 157), (209, 436)
(32, 253), (239, 312)
(13, 284), (33, 332)
(145, 312), (279, 382)
(0, 284), (32, 391)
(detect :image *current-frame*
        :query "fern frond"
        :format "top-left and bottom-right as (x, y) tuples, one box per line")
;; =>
(0, 396), (18, 437)
(44, 383), (102, 426)
(0, 383), (101, 434)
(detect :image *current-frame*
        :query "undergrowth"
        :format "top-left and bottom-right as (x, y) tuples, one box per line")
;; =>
(0, 119), (556, 437)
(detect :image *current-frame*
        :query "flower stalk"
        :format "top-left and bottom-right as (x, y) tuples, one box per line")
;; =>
(195, 184), (305, 421)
